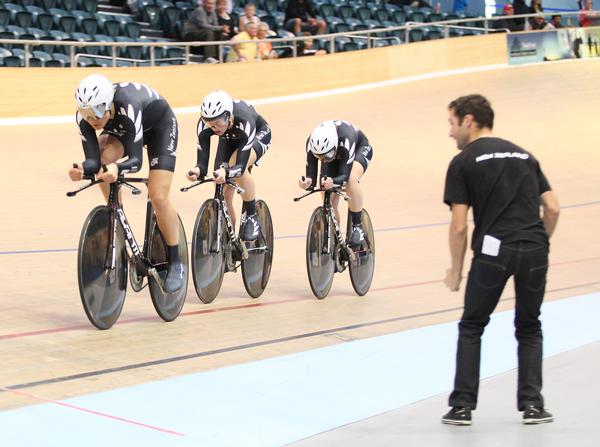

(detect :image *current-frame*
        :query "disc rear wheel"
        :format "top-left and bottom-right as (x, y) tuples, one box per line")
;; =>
(347, 209), (375, 296)
(148, 214), (189, 321)
(241, 200), (274, 298)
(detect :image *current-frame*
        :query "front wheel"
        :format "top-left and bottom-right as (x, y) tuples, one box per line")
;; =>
(148, 214), (189, 321)
(77, 205), (127, 330)
(191, 199), (225, 303)
(306, 207), (335, 299)
(347, 209), (375, 296)
(241, 200), (274, 298)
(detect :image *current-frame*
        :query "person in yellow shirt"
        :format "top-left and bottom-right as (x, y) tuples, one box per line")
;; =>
(227, 22), (259, 62)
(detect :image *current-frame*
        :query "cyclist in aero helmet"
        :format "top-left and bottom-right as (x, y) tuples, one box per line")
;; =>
(68, 74), (185, 293)
(299, 120), (374, 247)
(187, 90), (272, 242)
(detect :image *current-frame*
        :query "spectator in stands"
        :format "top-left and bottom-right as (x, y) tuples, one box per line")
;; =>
(544, 14), (562, 29)
(284, 0), (327, 36)
(494, 4), (522, 32)
(512, 0), (529, 29)
(239, 3), (260, 32)
(529, 15), (546, 29)
(183, 0), (230, 60)
(527, 0), (544, 28)
(579, 0), (600, 26)
(227, 22), (259, 62)
(298, 38), (327, 56)
(217, 0), (236, 40)
(257, 22), (278, 60)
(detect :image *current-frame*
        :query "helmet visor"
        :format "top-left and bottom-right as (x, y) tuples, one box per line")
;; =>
(315, 148), (336, 162)
(79, 103), (108, 120)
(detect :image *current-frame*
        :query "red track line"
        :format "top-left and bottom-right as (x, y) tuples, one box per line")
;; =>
(1, 386), (185, 436)
(2, 256), (599, 341)
(0, 297), (310, 341)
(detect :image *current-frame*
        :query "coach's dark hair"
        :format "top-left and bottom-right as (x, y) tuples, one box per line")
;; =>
(448, 94), (494, 129)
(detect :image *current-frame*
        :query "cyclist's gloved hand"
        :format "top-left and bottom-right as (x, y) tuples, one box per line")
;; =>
(298, 176), (312, 190)
(321, 176), (334, 190)
(69, 162), (84, 182)
(97, 163), (118, 184)
(187, 167), (203, 182)
(213, 168), (227, 184)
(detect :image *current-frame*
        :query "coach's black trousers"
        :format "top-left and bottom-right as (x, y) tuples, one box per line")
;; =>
(449, 241), (549, 411)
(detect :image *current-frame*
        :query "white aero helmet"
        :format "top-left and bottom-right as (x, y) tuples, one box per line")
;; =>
(308, 120), (338, 162)
(75, 74), (114, 119)
(201, 90), (233, 120)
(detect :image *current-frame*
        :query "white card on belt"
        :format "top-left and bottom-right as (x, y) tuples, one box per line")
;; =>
(482, 235), (501, 257)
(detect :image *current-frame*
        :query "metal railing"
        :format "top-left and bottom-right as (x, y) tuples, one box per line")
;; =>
(0, 11), (592, 68)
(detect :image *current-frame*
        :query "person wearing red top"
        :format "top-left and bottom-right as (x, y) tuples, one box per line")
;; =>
(579, 0), (600, 26)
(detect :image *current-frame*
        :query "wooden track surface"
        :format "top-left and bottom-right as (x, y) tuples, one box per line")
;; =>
(1, 59), (599, 411)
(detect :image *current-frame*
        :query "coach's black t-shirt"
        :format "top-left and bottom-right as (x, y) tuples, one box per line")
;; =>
(443, 137), (551, 253)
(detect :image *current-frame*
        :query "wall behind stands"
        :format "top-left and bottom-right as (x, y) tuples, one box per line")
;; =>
(0, 34), (506, 119)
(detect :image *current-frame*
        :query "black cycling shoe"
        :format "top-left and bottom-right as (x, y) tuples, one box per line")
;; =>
(164, 261), (185, 293)
(240, 213), (260, 242)
(348, 224), (366, 247)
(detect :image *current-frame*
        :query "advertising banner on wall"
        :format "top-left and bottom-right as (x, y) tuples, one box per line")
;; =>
(507, 26), (600, 65)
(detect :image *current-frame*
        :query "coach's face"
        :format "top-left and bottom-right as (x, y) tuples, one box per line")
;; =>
(448, 109), (471, 150)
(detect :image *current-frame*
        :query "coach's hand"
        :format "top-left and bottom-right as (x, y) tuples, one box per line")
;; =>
(444, 268), (462, 292)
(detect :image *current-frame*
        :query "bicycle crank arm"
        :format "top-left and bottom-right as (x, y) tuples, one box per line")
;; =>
(148, 268), (167, 294)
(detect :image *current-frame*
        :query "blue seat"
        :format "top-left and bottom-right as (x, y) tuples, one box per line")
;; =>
(426, 29), (443, 40)
(336, 4), (354, 20)
(102, 19), (121, 37)
(161, 6), (180, 35)
(124, 21), (141, 38)
(25, 6), (45, 18)
(15, 11), (33, 28)
(143, 5), (162, 29)
(59, 16), (78, 33)
(408, 28), (424, 42)
(52, 51), (70, 65)
(6, 25), (26, 37)
(373, 8), (389, 22)
(20, 0), (36, 6)
(36, 13), (54, 32)
(93, 33), (114, 55)
(3, 3), (24, 21)
(342, 41), (359, 52)
(0, 9), (10, 28)
(3, 55), (23, 66)
(26, 27), (45, 38)
(45, 58), (64, 67)
(354, 6), (370, 22)
(391, 9), (406, 25)
(409, 11), (426, 23)
(60, 0), (79, 10)
(32, 49), (52, 64)
(80, 17), (99, 35)
(41, 0), (58, 9)
(79, 0), (97, 13)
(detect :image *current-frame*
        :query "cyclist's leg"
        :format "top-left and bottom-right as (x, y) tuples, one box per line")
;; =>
(98, 133), (125, 201)
(347, 162), (365, 213)
(347, 145), (371, 246)
(229, 148), (258, 203)
(147, 113), (183, 292)
(215, 139), (238, 228)
(148, 169), (179, 246)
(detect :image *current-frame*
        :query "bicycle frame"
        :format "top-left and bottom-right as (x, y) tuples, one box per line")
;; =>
(67, 175), (162, 284)
(294, 185), (351, 258)
(181, 177), (246, 257)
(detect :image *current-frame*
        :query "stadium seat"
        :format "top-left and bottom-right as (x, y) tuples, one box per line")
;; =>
(0, 9), (10, 28)
(35, 13), (54, 32)
(59, 16), (78, 33)
(80, 17), (99, 35)
(41, 0), (58, 8)
(79, 0), (97, 14)
(3, 55), (23, 66)
(60, 0), (78, 10)
(14, 11), (33, 28)
(391, 9), (406, 25)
